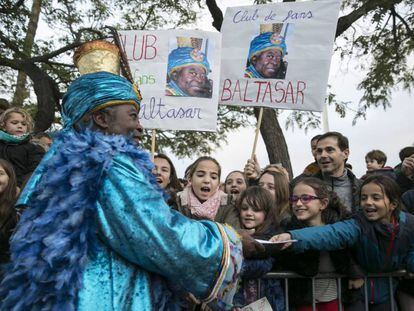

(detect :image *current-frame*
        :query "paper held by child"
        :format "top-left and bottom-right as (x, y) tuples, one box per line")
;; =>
(255, 239), (298, 244)
(255, 239), (297, 253)
(241, 297), (273, 311)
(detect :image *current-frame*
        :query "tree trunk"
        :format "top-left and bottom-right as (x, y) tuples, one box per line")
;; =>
(206, 0), (294, 177)
(12, 0), (42, 106)
(255, 108), (293, 178)
(20, 61), (60, 132)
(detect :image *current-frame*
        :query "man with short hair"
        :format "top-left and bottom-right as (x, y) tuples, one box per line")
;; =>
(0, 48), (252, 309)
(313, 131), (361, 212)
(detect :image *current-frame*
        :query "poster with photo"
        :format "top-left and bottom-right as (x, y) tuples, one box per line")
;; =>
(119, 30), (220, 131)
(219, 0), (341, 112)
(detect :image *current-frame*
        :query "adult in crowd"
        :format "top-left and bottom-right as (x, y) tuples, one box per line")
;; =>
(153, 153), (182, 208)
(165, 37), (212, 98)
(0, 41), (263, 310)
(0, 107), (45, 186)
(31, 132), (53, 151)
(395, 146), (414, 193)
(311, 131), (361, 213)
(302, 134), (321, 176)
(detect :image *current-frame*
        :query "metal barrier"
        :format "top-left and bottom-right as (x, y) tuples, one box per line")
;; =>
(259, 270), (413, 311)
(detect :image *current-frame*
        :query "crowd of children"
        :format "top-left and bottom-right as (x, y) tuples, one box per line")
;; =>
(0, 104), (414, 310)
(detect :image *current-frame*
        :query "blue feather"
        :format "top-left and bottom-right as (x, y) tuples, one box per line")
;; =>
(0, 129), (163, 310)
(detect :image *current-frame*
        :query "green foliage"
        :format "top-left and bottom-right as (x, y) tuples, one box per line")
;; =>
(1, 0), (413, 157)
(140, 105), (255, 157)
(338, 0), (414, 122)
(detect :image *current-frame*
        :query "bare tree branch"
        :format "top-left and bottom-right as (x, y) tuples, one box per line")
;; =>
(0, 32), (28, 58)
(205, 0), (223, 31)
(336, 0), (403, 37)
(392, 6), (414, 37)
(141, 5), (155, 30)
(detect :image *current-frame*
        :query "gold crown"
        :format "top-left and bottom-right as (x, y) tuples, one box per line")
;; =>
(177, 37), (203, 49)
(260, 23), (283, 35)
(73, 40), (121, 75)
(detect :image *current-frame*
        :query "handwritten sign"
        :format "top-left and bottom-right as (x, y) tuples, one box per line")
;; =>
(242, 297), (273, 311)
(219, 0), (341, 112)
(119, 30), (221, 131)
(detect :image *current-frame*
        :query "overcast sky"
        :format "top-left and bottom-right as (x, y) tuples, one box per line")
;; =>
(169, 0), (414, 180)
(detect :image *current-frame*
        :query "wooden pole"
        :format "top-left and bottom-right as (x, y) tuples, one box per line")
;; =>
(151, 129), (156, 161)
(251, 107), (264, 159)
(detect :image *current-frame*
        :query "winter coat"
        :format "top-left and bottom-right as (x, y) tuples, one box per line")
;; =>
(402, 190), (414, 214)
(312, 169), (362, 214)
(0, 140), (44, 186)
(279, 215), (363, 307)
(175, 191), (240, 229)
(289, 211), (414, 305)
(361, 166), (397, 181)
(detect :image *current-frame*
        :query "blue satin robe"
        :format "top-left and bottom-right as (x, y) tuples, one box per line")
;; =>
(75, 154), (241, 310)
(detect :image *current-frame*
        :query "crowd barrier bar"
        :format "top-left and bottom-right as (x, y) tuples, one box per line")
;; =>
(260, 270), (411, 311)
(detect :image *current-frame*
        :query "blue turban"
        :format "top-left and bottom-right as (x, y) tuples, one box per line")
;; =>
(62, 72), (141, 129)
(167, 47), (211, 76)
(248, 32), (287, 61)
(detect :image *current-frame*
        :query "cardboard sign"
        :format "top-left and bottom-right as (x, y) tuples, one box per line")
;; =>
(242, 297), (273, 311)
(219, 0), (341, 112)
(119, 30), (221, 131)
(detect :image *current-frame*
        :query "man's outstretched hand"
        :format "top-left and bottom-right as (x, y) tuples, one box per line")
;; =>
(238, 230), (266, 259)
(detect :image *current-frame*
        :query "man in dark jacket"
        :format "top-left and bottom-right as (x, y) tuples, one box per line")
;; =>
(313, 131), (361, 213)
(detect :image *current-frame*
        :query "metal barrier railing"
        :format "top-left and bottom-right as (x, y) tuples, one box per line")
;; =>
(259, 270), (413, 311)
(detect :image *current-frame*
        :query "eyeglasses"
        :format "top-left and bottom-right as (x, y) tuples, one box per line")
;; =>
(289, 194), (321, 204)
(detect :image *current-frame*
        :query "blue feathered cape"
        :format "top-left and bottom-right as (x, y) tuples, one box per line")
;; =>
(0, 129), (163, 310)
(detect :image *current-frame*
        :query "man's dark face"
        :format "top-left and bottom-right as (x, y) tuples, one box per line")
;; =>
(106, 105), (143, 144)
(173, 65), (209, 97)
(252, 49), (283, 78)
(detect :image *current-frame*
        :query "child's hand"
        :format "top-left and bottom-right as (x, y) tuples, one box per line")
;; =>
(348, 278), (364, 289)
(270, 233), (293, 250)
(244, 154), (261, 180)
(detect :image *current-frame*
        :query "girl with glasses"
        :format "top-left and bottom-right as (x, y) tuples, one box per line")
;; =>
(273, 175), (414, 310)
(279, 177), (363, 311)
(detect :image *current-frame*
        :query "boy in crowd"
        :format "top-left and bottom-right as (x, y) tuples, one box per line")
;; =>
(362, 149), (396, 180)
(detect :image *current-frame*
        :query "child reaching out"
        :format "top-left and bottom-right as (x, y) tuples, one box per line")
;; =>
(279, 177), (363, 310)
(233, 186), (285, 311)
(272, 175), (414, 310)
(0, 107), (44, 186)
(176, 156), (240, 228)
